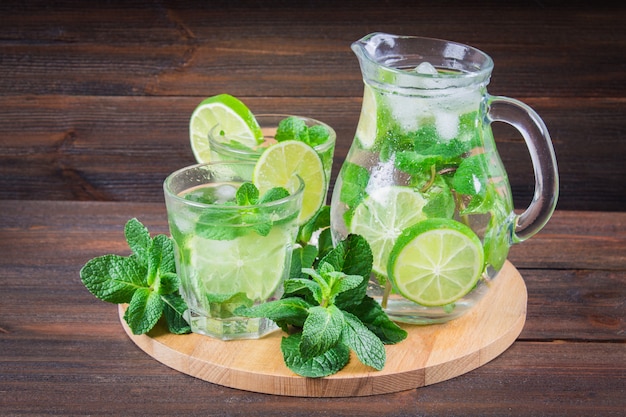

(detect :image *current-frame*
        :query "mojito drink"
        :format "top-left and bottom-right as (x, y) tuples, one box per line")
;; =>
(164, 163), (303, 340)
(331, 78), (514, 324)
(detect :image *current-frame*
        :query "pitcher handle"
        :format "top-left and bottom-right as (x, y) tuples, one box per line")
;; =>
(486, 96), (559, 243)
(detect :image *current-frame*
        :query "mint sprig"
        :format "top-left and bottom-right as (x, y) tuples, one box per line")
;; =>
(237, 233), (407, 378)
(274, 116), (330, 147)
(196, 182), (291, 241)
(80, 218), (190, 335)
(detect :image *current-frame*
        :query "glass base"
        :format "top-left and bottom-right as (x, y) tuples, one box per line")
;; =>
(186, 310), (279, 341)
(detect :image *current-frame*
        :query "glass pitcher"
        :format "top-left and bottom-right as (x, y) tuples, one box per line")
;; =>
(330, 33), (558, 324)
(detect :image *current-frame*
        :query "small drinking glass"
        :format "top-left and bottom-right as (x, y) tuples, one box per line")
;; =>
(163, 162), (304, 340)
(208, 114), (336, 203)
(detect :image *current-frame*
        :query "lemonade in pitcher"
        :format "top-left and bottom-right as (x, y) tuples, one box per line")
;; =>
(330, 33), (558, 324)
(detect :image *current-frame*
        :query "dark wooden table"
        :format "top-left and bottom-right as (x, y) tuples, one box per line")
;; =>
(1, 2), (625, 416)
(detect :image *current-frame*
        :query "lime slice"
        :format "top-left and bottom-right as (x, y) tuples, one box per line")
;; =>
(388, 218), (485, 307)
(189, 94), (263, 162)
(355, 84), (378, 149)
(253, 140), (325, 225)
(186, 227), (288, 301)
(349, 186), (427, 275)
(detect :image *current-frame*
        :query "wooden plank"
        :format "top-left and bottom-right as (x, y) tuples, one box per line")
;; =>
(0, 202), (623, 343)
(0, 338), (623, 416)
(0, 3), (624, 98)
(0, 201), (624, 412)
(1, 96), (625, 210)
(508, 210), (626, 270)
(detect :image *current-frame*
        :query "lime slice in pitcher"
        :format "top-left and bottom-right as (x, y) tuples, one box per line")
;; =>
(349, 186), (427, 275)
(388, 218), (485, 307)
(355, 84), (378, 149)
(189, 94), (263, 162)
(253, 140), (325, 224)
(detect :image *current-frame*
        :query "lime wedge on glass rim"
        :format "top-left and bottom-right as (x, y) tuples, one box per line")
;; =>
(388, 218), (485, 307)
(189, 94), (263, 163)
(349, 185), (428, 276)
(252, 140), (325, 225)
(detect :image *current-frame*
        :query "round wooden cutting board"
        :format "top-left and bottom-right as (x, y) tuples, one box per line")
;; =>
(119, 261), (527, 397)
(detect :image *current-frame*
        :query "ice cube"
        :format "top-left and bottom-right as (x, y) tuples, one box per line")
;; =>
(414, 62), (438, 75)
(385, 95), (432, 132)
(214, 184), (237, 204)
(435, 111), (459, 141)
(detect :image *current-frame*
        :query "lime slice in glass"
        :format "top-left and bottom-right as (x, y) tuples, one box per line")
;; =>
(253, 140), (325, 225)
(388, 218), (485, 307)
(186, 227), (288, 302)
(349, 186), (427, 275)
(189, 94), (263, 162)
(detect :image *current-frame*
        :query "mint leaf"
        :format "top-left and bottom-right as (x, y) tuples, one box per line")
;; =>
(297, 205), (330, 245)
(344, 296), (407, 344)
(300, 305), (344, 360)
(395, 151), (442, 175)
(162, 293), (191, 334)
(316, 228), (334, 261)
(80, 255), (147, 303)
(206, 292), (253, 319)
(411, 124), (439, 153)
(341, 311), (386, 370)
(258, 187), (290, 204)
(452, 154), (489, 196)
(147, 234), (175, 287)
(241, 233), (406, 377)
(320, 234), (372, 279)
(461, 180), (499, 216)
(158, 272), (180, 295)
(124, 288), (164, 335)
(236, 297), (312, 330)
(124, 218), (151, 266)
(285, 277), (324, 305)
(339, 162), (370, 208)
(80, 219), (190, 336)
(196, 184), (290, 240)
(275, 116), (309, 143)
(236, 182), (260, 206)
(328, 272), (363, 300)
(281, 333), (349, 378)
(196, 209), (246, 241)
(320, 234), (372, 309)
(289, 245), (319, 279)
(308, 124), (330, 147)
(423, 186), (455, 219)
(379, 127), (415, 162)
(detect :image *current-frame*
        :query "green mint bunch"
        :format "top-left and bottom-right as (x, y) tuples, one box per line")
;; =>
(274, 116), (330, 147)
(238, 234), (407, 378)
(80, 218), (190, 335)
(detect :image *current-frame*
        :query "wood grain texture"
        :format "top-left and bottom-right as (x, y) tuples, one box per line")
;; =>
(0, 201), (624, 415)
(0, 2), (625, 210)
(0, 1), (625, 415)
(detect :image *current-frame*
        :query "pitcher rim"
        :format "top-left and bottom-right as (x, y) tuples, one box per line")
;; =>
(352, 32), (494, 83)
